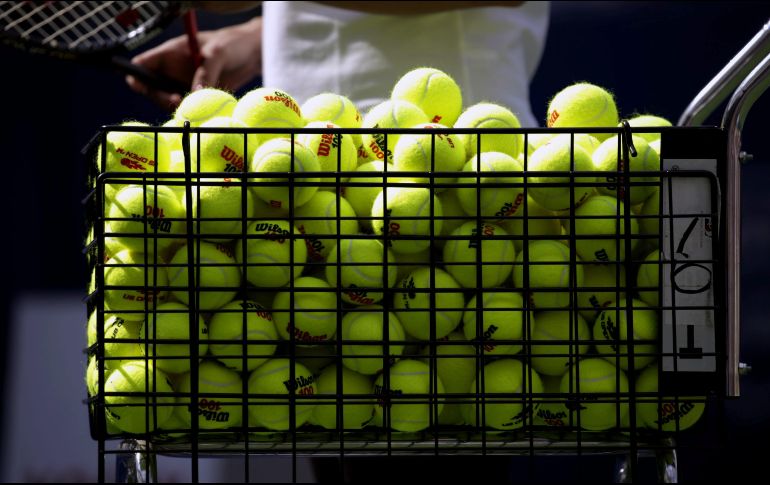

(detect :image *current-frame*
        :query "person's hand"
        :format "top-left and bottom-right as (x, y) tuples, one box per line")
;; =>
(126, 17), (263, 111)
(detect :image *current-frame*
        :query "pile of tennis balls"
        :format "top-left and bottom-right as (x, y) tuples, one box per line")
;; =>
(86, 67), (705, 438)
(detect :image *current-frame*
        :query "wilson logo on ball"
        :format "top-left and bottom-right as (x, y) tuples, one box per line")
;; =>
(282, 375), (316, 393)
(196, 399), (231, 423)
(220, 145), (244, 172)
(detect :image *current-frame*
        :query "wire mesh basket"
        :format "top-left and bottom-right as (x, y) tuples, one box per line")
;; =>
(83, 120), (725, 482)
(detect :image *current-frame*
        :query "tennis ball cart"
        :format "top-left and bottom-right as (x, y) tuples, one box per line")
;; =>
(82, 20), (770, 484)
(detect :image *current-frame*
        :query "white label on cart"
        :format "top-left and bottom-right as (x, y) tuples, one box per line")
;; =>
(662, 158), (717, 373)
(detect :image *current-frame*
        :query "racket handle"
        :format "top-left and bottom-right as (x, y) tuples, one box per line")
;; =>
(112, 55), (190, 94)
(184, 10), (203, 69)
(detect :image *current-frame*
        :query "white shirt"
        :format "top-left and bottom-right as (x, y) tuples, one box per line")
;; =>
(262, 1), (550, 127)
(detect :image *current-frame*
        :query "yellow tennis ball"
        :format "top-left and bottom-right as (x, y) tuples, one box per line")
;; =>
(513, 240), (585, 310)
(301, 92), (363, 148)
(312, 364), (375, 430)
(635, 364), (706, 432)
(249, 137), (321, 210)
(393, 248), (432, 283)
(139, 302), (208, 375)
(248, 358), (317, 430)
(571, 195), (640, 263)
(104, 360), (174, 434)
(560, 358), (629, 431)
(374, 359), (445, 432)
(463, 291), (527, 355)
(419, 332), (476, 425)
(393, 267), (464, 340)
(232, 87), (304, 144)
(499, 196), (562, 253)
(236, 219), (307, 288)
(85, 356), (107, 397)
(392, 123), (466, 189)
(176, 360), (244, 430)
(160, 117), (185, 153)
(455, 151), (526, 221)
(107, 184), (186, 255)
(391, 67), (463, 126)
(625, 114), (672, 143)
(594, 299), (658, 371)
(371, 185), (443, 255)
(325, 238), (397, 306)
(443, 221), (515, 288)
(530, 311), (590, 376)
(636, 249), (661, 307)
(168, 241), (241, 311)
(533, 374), (571, 427)
(435, 189), (468, 249)
(593, 135), (660, 205)
(463, 359), (543, 431)
(638, 188), (661, 242)
(294, 191), (359, 262)
(190, 116), (257, 173)
(208, 300), (278, 372)
(454, 102), (523, 160)
(340, 305), (406, 375)
(297, 121), (358, 189)
(87, 313), (143, 369)
(341, 161), (391, 230)
(185, 178), (255, 242)
(546, 83), (619, 141)
(577, 263), (627, 321)
(104, 250), (169, 322)
(272, 276), (338, 344)
(361, 99), (429, 163)
(174, 88), (238, 126)
(528, 135), (596, 211)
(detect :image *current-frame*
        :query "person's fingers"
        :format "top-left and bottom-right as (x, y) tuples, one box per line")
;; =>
(191, 44), (227, 90)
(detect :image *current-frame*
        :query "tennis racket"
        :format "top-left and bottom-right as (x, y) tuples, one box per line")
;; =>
(0, 1), (201, 94)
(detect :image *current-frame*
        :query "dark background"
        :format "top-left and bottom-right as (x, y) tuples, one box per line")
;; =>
(1, 1), (769, 482)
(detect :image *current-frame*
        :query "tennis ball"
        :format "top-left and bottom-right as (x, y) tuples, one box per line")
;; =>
(499, 196), (562, 253)
(249, 137), (321, 210)
(533, 374), (571, 427)
(635, 364), (706, 431)
(419, 332), (476, 425)
(626, 115), (672, 143)
(528, 135), (596, 211)
(272, 276), (338, 344)
(312, 364), (376, 430)
(108, 184), (186, 255)
(185, 178), (255, 242)
(160, 118), (184, 153)
(393, 248), (432, 282)
(392, 123), (466, 189)
(85, 357), (107, 397)
(232, 87), (304, 144)
(208, 300), (278, 372)
(525, 133), (558, 156)
(638, 188), (661, 242)
(236, 219), (308, 288)
(301, 92), (363, 148)
(104, 249), (169, 322)
(104, 360), (174, 434)
(139, 302), (208, 375)
(342, 161), (391, 230)
(526, 133), (601, 158)
(297, 121), (358, 189)
(253, 195), (290, 219)
(168, 241), (241, 311)
(175, 88), (238, 126)
(593, 135), (660, 205)
(374, 359), (445, 432)
(594, 299), (658, 371)
(577, 264), (627, 321)
(454, 102), (524, 160)
(340, 305), (406, 375)
(176, 360), (244, 430)
(455, 151), (525, 220)
(361, 99), (429, 163)
(294, 191), (359, 262)
(463, 291), (527, 355)
(394, 267), (464, 341)
(570, 195), (640, 263)
(649, 139), (661, 156)
(560, 358), (629, 431)
(435, 189), (468, 249)
(530, 311), (590, 376)
(325, 238), (397, 305)
(443, 221), (515, 288)
(637, 249), (661, 307)
(96, 121), (172, 190)
(248, 358), (317, 430)
(463, 359), (543, 430)
(391, 67), (463, 126)
(513, 240), (585, 310)
(546, 83), (619, 141)
(88, 313), (143, 369)
(371, 185), (443, 255)
(190, 116), (256, 174)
